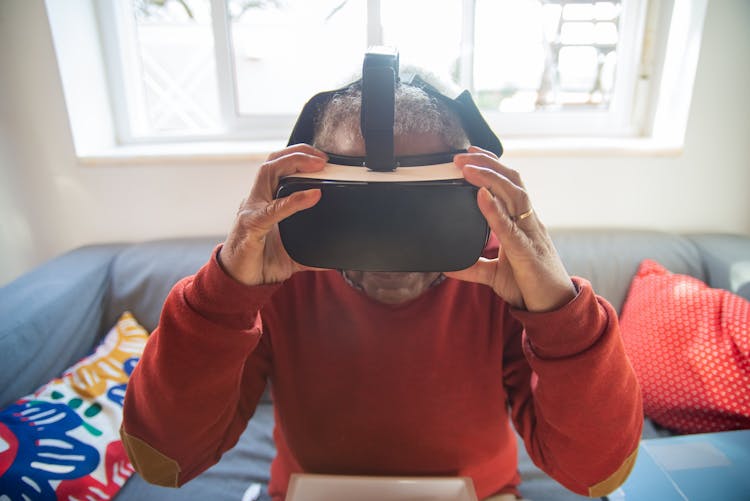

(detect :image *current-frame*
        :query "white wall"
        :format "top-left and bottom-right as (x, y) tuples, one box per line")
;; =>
(1, 0), (749, 286)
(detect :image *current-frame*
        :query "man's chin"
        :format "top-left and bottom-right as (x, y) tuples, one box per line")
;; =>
(361, 276), (428, 304)
(344, 271), (441, 304)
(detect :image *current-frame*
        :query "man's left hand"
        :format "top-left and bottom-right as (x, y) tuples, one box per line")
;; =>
(445, 146), (577, 312)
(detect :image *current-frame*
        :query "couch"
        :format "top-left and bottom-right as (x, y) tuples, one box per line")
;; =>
(2, 229), (749, 500)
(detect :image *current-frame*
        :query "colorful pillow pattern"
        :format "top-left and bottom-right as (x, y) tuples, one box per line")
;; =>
(620, 259), (750, 433)
(0, 312), (148, 499)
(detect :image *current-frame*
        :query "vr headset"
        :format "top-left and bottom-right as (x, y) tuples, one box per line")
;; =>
(275, 47), (503, 272)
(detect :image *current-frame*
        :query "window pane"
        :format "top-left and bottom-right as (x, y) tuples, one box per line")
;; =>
(560, 22), (595, 45)
(131, 0), (221, 135)
(594, 2), (619, 20)
(595, 22), (618, 44)
(474, 0), (546, 112)
(562, 3), (594, 21)
(558, 46), (598, 90)
(229, 0), (367, 116)
(473, 0), (623, 112)
(380, 0), (463, 86)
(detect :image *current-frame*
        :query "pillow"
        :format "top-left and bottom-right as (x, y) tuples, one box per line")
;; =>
(620, 259), (750, 434)
(0, 312), (148, 499)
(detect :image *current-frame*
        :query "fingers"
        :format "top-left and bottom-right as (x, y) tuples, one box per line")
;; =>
(267, 143), (328, 162)
(250, 149), (328, 202)
(240, 188), (322, 235)
(235, 144), (327, 249)
(454, 144), (534, 229)
(454, 149), (525, 188)
(467, 144), (498, 158)
(475, 186), (527, 243)
(459, 162), (540, 264)
(461, 165), (533, 229)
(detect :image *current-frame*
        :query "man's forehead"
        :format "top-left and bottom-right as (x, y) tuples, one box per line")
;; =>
(326, 131), (451, 157)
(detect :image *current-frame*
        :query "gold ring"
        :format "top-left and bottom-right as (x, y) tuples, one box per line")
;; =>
(511, 208), (534, 222)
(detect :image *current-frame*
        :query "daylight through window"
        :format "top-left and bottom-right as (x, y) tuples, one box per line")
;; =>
(104, 0), (645, 141)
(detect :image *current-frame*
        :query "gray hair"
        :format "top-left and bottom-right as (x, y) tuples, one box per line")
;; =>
(313, 81), (470, 152)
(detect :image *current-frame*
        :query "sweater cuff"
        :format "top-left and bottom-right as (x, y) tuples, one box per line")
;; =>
(510, 277), (609, 359)
(184, 244), (282, 330)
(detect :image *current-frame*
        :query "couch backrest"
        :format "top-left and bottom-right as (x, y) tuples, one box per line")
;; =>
(687, 234), (750, 301)
(103, 230), (749, 326)
(550, 229), (706, 314)
(3, 230), (747, 407)
(104, 237), (223, 333)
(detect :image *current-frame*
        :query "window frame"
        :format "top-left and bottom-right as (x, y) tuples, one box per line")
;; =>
(45, 0), (708, 161)
(97, 0), (651, 143)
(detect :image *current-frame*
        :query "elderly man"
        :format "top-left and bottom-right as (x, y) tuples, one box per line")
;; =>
(121, 74), (642, 500)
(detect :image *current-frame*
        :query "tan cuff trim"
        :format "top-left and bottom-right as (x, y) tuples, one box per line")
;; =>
(588, 446), (639, 497)
(121, 427), (181, 487)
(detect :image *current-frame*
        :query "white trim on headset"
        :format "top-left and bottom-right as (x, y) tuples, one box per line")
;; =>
(283, 162), (464, 182)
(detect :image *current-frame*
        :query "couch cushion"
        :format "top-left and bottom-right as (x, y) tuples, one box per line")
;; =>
(550, 230), (705, 314)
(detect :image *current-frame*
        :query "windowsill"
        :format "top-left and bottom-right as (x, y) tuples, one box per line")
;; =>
(77, 136), (684, 165)
(77, 140), (283, 165)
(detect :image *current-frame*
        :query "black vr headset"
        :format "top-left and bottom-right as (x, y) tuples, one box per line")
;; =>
(275, 47), (503, 272)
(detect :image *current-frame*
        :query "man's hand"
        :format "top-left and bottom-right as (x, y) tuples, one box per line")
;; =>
(445, 146), (577, 312)
(219, 144), (327, 286)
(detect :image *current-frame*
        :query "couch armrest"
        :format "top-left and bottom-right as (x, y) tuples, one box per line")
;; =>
(687, 234), (750, 301)
(0, 244), (126, 407)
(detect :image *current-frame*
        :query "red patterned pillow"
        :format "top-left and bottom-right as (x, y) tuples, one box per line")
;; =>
(620, 259), (750, 433)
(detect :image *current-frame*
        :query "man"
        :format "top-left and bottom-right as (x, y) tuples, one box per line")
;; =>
(121, 78), (642, 500)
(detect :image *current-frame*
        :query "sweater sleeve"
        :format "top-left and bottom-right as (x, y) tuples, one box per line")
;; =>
(121, 245), (280, 487)
(502, 277), (643, 498)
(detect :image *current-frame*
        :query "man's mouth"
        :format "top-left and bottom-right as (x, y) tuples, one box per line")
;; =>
(364, 272), (416, 286)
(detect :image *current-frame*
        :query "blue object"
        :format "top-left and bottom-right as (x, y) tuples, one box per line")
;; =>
(613, 429), (750, 501)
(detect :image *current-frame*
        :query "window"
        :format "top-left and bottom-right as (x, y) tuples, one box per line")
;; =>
(96, 0), (652, 144)
(47, 0), (705, 158)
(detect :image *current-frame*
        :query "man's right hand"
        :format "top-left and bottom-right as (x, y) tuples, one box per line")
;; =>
(219, 144), (328, 286)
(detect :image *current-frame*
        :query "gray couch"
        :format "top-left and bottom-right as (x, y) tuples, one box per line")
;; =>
(2, 230), (749, 500)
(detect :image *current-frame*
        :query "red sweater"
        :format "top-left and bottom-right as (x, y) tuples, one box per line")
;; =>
(121, 246), (642, 500)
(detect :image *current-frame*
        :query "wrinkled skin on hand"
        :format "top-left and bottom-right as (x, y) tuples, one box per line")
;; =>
(446, 146), (576, 312)
(219, 144), (327, 286)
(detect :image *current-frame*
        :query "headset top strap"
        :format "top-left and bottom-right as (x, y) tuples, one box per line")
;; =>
(360, 47), (399, 172)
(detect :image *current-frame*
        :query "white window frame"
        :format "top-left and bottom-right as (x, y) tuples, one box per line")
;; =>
(45, 0), (709, 161)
